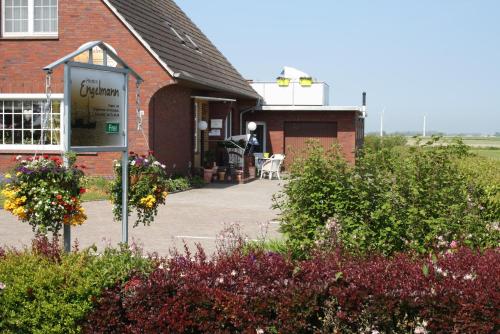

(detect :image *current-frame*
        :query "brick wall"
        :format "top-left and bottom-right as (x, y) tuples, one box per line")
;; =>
(244, 110), (357, 164)
(0, 0), (174, 175)
(149, 85), (194, 175)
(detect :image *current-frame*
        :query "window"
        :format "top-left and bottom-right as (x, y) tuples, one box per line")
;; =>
(0, 95), (63, 149)
(185, 34), (201, 52)
(169, 25), (186, 45)
(2, 0), (58, 37)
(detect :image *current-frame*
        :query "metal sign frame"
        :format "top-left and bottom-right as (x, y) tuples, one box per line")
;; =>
(64, 61), (129, 153)
(44, 41), (143, 251)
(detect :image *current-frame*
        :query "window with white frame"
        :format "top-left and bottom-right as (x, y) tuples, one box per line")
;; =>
(0, 96), (62, 149)
(2, 0), (58, 37)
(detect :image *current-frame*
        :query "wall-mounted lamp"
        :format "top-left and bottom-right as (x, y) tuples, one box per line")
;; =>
(198, 120), (208, 131)
(247, 121), (257, 132)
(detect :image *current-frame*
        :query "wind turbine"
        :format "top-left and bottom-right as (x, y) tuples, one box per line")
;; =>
(423, 114), (427, 137)
(380, 107), (385, 137)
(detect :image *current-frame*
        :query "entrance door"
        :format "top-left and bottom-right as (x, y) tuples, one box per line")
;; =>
(284, 121), (337, 168)
(246, 121), (266, 153)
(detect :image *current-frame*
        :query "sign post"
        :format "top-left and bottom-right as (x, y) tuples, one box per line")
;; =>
(44, 41), (143, 251)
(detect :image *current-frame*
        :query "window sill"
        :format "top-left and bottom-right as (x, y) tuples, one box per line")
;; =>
(0, 35), (59, 40)
(0, 150), (98, 156)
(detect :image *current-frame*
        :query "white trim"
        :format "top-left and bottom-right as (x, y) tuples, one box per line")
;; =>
(1, 0), (59, 38)
(101, 0), (177, 78)
(257, 105), (363, 112)
(0, 93), (64, 99)
(246, 121), (267, 153)
(0, 94), (64, 151)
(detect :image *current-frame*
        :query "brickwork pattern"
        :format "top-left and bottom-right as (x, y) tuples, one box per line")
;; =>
(0, 0), (174, 175)
(244, 110), (357, 164)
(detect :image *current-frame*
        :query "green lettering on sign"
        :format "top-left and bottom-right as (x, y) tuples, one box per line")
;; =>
(105, 123), (120, 134)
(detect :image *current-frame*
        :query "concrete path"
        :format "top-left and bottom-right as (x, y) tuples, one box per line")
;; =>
(0, 179), (283, 256)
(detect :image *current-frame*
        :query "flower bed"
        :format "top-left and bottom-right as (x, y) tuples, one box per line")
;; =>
(2, 154), (86, 234)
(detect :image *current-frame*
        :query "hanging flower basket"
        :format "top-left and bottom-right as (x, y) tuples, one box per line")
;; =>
(111, 151), (169, 227)
(2, 154), (87, 234)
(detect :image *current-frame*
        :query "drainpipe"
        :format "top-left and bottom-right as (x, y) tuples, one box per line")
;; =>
(239, 97), (262, 135)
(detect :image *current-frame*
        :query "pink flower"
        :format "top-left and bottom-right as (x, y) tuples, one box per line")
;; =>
(450, 240), (458, 249)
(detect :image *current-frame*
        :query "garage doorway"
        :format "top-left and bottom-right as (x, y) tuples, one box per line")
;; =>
(284, 121), (337, 168)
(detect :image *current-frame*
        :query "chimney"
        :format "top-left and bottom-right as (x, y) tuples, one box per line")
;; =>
(361, 92), (367, 113)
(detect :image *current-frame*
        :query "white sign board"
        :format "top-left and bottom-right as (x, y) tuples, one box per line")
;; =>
(70, 66), (126, 148)
(211, 119), (223, 129)
(209, 129), (221, 137)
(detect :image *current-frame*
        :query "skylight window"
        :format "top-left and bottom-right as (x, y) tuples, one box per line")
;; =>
(185, 34), (200, 51)
(169, 25), (186, 44)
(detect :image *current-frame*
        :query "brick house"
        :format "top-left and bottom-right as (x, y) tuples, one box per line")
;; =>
(0, 0), (259, 175)
(244, 67), (366, 166)
(0, 1), (364, 176)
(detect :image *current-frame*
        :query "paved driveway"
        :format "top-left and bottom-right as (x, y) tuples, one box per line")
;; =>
(0, 180), (283, 256)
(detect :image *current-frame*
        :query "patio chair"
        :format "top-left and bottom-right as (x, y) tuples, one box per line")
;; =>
(260, 154), (285, 180)
(253, 153), (264, 176)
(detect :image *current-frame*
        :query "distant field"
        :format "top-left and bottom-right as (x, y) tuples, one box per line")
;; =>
(406, 136), (500, 148)
(471, 148), (500, 160)
(404, 136), (500, 160)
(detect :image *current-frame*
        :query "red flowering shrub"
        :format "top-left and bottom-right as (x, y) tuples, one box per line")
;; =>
(83, 247), (499, 334)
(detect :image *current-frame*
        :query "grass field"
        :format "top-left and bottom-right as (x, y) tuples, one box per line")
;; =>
(470, 148), (500, 160)
(405, 136), (500, 161)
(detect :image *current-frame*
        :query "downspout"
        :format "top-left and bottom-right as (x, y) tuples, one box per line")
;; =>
(240, 97), (262, 135)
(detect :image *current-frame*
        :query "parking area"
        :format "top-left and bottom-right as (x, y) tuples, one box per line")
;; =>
(0, 179), (283, 256)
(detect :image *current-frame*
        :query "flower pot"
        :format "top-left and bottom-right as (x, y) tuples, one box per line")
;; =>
(235, 171), (243, 183)
(203, 169), (213, 183)
(218, 171), (226, 181)
(130, 175), (139, 186)
(299, 77), (313, 86)
(277, 77), (290, 87)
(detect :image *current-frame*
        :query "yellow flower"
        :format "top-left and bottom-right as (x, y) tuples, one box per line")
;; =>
(16, 172), (21, 176)
(162, 191), (168, 198)
(139, 195), (156, 208)
(4, 173), (11, 179)
(12, 206), (27, 220)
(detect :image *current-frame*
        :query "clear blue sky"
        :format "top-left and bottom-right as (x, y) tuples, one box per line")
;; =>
(176, 0), (500, 134)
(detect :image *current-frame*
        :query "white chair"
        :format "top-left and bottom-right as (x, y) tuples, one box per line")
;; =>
(260, 154), (285, 180)
(253, 153), (264, 176)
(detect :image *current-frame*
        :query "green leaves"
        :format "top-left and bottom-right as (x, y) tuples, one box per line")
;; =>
(0, 242), (152, 334)
(276, 138), (500, 257)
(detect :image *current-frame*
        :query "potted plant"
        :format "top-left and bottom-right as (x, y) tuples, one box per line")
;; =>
(217, 167), (226, 182)
(276, 76), (290, 87)
(203, 150), (215, 183)
(235, 168), (243, 183)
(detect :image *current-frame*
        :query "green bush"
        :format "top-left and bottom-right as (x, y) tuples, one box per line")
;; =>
(165, 177), (191, 192)
(0, 237), (153, 334)
(275, 137), (500, 257)
(364, 134), (407, 151)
